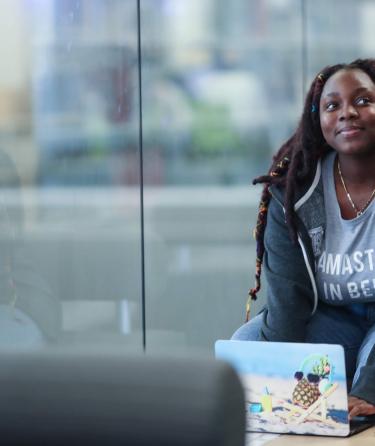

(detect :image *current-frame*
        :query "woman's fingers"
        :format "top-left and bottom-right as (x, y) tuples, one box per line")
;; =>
(348, 396), (375, 419)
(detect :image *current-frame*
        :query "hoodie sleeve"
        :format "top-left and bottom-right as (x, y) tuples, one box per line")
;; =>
(349, 341), (375, 405)
(259, 197), (316, 342)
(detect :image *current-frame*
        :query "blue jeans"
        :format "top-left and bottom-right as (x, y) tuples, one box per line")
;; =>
(231, 302), (375, 386)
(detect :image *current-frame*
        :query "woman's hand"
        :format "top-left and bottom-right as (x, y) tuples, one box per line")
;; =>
(348, 396), (375, 419)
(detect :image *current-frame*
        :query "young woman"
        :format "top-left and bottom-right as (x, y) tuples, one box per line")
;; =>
(232, 58), (375, 418)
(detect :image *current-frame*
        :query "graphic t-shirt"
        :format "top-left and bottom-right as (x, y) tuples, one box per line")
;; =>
(315, 151), (375, 304)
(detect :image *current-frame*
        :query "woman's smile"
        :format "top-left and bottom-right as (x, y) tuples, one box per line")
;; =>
(336, 126), (364, 138)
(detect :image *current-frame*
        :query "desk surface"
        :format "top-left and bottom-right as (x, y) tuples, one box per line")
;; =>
(255, 426), (375, 445)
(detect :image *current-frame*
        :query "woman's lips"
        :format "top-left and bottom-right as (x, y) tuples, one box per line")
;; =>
(337, 127), (364, 138)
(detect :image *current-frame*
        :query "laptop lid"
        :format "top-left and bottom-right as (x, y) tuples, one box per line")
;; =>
(215, 340), (350, 437)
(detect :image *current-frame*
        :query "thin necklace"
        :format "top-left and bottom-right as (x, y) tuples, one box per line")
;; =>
(337, 159), (375, 217)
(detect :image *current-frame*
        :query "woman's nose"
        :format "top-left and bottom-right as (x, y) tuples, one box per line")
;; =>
(339, 104), (359, 120)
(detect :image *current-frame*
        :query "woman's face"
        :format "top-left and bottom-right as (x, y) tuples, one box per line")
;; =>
(319, 68), (375, 158)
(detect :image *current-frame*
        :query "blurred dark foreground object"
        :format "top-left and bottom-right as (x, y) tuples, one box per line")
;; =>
(0, 350), (245, 446)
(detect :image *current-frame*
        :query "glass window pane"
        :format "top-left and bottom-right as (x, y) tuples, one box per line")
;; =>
(306, 0), (375, 81)
(0, 0), (143, 349)
(141, 0), (303, 353)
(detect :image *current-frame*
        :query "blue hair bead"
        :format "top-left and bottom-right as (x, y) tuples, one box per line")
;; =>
(311, 104), (317, 113)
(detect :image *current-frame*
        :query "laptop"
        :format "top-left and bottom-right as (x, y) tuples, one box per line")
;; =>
(215, 340), (375, 437)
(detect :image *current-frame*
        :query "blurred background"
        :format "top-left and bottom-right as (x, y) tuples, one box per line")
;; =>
(1, 0), (374, 353)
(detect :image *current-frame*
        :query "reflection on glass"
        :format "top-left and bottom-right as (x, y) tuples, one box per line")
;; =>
(0, 0), (142, 349)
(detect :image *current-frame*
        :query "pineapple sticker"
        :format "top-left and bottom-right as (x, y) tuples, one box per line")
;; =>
(292, 355), (333, 409)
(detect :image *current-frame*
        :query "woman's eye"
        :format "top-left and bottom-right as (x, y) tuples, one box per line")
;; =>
(325, 102), (337, 111)
(356, 97), (371, 105)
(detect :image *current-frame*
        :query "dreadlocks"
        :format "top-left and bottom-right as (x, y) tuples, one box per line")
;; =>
(246, 58), (375, 322)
